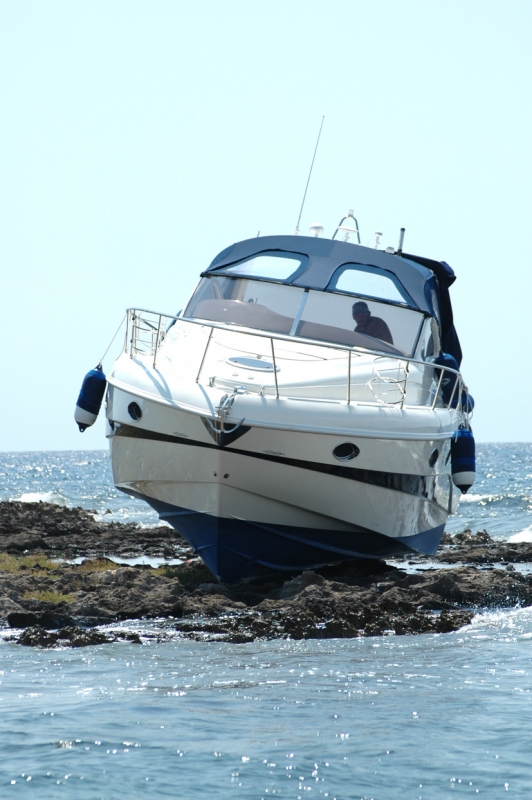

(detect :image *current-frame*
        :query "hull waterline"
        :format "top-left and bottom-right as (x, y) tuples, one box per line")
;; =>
(120, 488), (444, 583)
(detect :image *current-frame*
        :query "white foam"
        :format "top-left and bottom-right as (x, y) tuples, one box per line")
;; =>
(461, 606), (532, 641)
(458, 493), (499, 503)
(508, 526), (532, 544)
(16, 491), (67, 506)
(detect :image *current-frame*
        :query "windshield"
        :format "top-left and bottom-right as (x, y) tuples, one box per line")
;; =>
(184, 276), (304, 335)
(184, 276), (424, 355)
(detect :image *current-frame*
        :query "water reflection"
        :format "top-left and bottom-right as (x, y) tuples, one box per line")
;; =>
(0, 621), (530, 797)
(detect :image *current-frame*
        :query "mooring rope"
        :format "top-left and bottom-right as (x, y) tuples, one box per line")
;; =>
(98, 313), (126, 366)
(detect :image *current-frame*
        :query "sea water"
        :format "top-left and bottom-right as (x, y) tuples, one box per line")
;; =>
(0, 444), (531, 798)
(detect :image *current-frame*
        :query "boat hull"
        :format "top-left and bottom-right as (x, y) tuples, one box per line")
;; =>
(108, 395), (455, 581)
(124, 489), (444, 583)
(102, 232), (470, 582)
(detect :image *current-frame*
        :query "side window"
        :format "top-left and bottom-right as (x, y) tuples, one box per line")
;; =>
(417, 317), (436, 360)
(329, 264), (410, 304)
(424, 276), (441, 323)
(218, 251), (307, 281)
(184, 277), (218, 308)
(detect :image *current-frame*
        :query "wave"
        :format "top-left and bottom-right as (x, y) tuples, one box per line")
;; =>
(466, 606), (532, 639)
(15, 491), (68, 506)
(508, 526), (532, 544)
(459, 492), (501, 503)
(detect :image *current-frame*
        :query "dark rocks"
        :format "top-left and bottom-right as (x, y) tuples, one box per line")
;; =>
(11, 625), (142, 648)
(275, 570), (325, 599)
(1, 501), (532, 646)
(440, 529), (493, 546)
(435, 528), (532, 565)
(0, 500), (194, 560)
(173, 601), (474, 642)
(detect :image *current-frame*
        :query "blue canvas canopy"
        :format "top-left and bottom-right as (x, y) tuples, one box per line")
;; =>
(205, 234), (463, 365)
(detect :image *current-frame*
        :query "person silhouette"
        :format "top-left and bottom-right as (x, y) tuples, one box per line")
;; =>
(352, 301), (393, 344)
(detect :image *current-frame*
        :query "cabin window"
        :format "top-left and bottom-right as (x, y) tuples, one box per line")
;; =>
(184, 276), (305, 335)
(184, 277), (424, 356)
(328, 264), (411, 305)
(217, 251), (307, 281)
(294, 291), (424, 355)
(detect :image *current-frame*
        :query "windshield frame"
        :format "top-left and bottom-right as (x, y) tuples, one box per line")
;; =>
(209, 249), (309, 283)
(183, 275), (427, 357)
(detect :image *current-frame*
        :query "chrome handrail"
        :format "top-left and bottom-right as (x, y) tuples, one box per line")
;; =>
(195, 327), (213, 384)
(124, 308), (468, 413)
(271, 338), (279, 399)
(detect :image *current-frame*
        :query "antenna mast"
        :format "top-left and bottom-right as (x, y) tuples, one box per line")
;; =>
(295, 116), (325, 235)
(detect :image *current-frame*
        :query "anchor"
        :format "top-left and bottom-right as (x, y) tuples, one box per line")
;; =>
(201, 386), (250, 446)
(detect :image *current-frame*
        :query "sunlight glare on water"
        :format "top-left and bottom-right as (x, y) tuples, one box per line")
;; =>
(1, 618), (532, 798)
(0, 447), (531, 796)
(0, 451), (161, 527)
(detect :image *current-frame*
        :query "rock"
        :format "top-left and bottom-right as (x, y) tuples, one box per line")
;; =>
(275, 570), (325, 599)
(12, 625), (142, 648)
(440, 529), (493, 546)
(1, 502), (532, 645)
(0, 500), (193, 561)
(7, 611), (40, 628)
(195, 583), (232, 597)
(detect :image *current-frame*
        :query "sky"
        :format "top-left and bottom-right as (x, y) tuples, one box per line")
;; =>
(1, 0), (531, 450)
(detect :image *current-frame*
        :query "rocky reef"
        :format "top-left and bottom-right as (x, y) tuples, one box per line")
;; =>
(1, 501), (531, 647)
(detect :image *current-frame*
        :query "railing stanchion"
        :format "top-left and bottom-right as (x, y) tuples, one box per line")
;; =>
(271, 338), (279, 398)
(125, 310), (130, 356)
(347, 349), (351, 405)
(196, 327), (213, 384)
(432, 365), (444, 410)
(401, 360), (410, 409)
(448, 368), (460, 409)
(153, 314), (162, 370)
(131, 312), (137, 355)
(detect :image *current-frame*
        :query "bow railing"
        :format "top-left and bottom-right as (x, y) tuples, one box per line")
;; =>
(124, 308), (469, 413)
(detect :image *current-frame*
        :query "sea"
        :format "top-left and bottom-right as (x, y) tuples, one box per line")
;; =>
(0, 443), (531, 799)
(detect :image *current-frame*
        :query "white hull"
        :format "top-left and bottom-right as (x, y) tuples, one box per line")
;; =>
(99, 232), (472, 581)
(106, 351), (461, 581)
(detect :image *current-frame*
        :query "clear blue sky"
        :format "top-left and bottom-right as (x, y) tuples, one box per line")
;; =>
(1, 0), (530, 450)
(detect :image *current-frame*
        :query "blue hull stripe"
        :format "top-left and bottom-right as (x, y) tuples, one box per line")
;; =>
(122, 489), (445, 583)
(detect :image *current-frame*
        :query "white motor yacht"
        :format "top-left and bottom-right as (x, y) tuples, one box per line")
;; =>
(76, 215), (475, 582)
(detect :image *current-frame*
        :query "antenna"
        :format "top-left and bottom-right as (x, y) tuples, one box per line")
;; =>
(397, 227), (405, 255)
(295, 116), (325, 235)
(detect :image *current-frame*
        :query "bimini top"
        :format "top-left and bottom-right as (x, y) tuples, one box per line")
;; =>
(204, 234), (462, 364)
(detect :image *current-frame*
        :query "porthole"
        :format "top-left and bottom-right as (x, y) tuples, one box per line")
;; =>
(429, 448), (439, 467)
(128, 402), (142, 421)
(333, 442), (360, 461)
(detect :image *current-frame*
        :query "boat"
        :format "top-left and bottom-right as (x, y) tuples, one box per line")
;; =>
(78, 212), (475, 582)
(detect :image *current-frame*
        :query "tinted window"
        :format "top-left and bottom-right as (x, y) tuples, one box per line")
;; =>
(184, 276), (423, 355)
(329, 264), (410, 304)
(218, 251), (306, 281)
(184, 276), (305, 335)
(295, 291), (423, 355)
